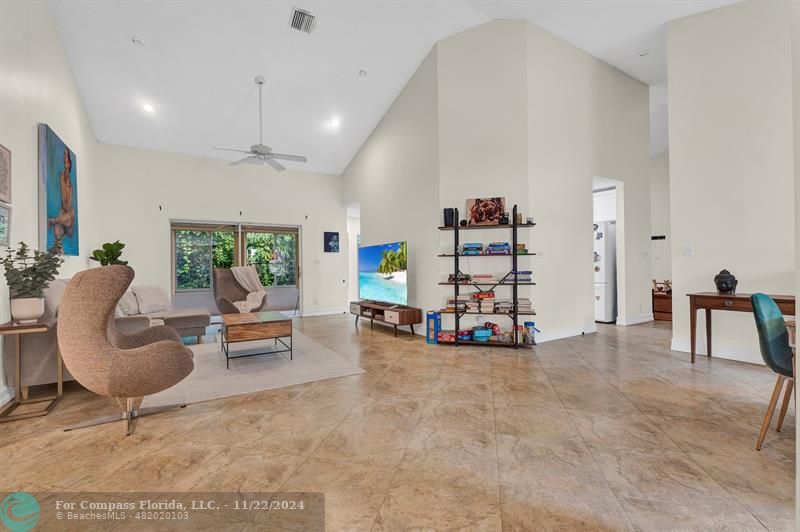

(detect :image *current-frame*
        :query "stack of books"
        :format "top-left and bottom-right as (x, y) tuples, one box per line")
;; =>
(503, 270), (532, 283)
(515, 243), (529, 255)
(472, 291), (496, 314)
(445, 295), (470, 312)
(518, 298), (533, 313)
(462, 243), (483, 255)
(494, 299), (514, 313)
(472, 273), (498, 284)
(486, 242), (511, 255)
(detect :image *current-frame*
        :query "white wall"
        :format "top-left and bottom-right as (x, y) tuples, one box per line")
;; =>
(0, 0), (100, 392)
(593, 189), (617, 222)
(791, 0), (800, 520)
(436, 20), (532, 331)
(668, 1), (794, 364)
(527, 21), (651, 333)
(94, 143), (348, 316)
(650, 151), (671, 281)
(343, 49), (441, 315)
(344, 20), (650, 341)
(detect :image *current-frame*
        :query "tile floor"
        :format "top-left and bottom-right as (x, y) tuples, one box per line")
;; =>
(0, 316), (794, 531)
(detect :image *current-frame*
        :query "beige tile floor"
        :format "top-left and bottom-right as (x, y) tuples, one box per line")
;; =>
(1, 316), (794, 531)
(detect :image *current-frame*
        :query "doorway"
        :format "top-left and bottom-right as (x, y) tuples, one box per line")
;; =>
(593, 177), (620, 324)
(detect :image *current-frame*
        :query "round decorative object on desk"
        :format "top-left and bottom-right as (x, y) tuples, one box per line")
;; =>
(714, 269), (738, 295)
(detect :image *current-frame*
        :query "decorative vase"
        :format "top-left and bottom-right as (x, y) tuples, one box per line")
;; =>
(10, 298), (45, 324)
(714, 270), (738, 295)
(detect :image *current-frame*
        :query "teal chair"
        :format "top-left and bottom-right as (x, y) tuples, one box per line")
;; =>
(751, 293), (794, 451)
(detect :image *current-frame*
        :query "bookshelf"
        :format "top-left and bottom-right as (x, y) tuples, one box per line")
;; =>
(437, 204), (535, 348)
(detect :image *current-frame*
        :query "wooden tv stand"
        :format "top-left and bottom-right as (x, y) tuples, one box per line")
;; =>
(350, 301), (422, 337)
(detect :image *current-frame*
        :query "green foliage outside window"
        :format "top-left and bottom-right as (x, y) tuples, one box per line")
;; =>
(174, 229), (296, 291)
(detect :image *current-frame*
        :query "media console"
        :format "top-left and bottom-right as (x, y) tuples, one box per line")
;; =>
(349, 300), (422, 337)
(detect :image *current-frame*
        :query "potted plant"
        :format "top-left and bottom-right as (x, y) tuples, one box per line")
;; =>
(1, 241), (64, 323)
(89, 240), (128, 266)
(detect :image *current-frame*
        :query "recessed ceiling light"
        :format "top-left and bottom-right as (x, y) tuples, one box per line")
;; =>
(358, 69), (368, 77)
(638, 51), (650, 57)
(326, 116), (341, 130)
(142, 102), (155, 114)
(131, 35), (148, 47)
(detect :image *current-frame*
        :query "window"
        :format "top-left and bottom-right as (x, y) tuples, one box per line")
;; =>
(172, 223), (298, 292)
(245, 230), (298, 287)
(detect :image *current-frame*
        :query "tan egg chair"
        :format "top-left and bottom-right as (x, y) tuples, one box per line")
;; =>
(58, 265), (194, 435)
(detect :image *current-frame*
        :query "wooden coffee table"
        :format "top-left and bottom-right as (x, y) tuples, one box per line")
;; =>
(221, 311), (293, 369)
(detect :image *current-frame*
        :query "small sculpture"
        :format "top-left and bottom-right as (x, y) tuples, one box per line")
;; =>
(714, 270), (738, 295)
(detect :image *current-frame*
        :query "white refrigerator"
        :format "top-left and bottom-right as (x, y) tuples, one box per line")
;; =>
(593, 221), (617, 323)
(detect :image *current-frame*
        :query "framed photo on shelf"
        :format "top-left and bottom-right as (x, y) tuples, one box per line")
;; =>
(0, 143), (10, 204)
(0, 203), (10, 246)
(466, 197), (505, 226)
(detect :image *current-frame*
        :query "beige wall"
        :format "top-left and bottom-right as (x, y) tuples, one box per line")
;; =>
(0, 0), (100, 393)
(650, 151), (671, 282)
(94, 143), (349, 316)
(668, 1), (794, 364)
(342, 49), (441, 315)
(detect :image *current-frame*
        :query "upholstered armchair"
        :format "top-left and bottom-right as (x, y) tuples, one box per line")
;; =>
(213, 267), (267, 314)
(58, 265), (194, 435)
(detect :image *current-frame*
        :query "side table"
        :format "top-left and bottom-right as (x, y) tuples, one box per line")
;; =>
(0, 319), (62, 422)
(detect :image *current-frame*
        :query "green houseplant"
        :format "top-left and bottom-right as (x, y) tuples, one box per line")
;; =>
(1, 241), (64, 323)
(89, 240), (128, 266)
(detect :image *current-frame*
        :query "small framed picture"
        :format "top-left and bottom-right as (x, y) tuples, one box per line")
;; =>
(0, 143), (10, 204)
(466, 197), (505, 226)
(324, 231), (340, 253)
(0, 203), (10, 246)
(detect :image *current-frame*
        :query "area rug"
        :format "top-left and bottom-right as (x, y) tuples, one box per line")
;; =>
(142, 328), (363, 408)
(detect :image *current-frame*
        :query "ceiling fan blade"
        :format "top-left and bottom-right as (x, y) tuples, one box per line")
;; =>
(270, 153), (308, 163)
(230, 156), (263, 166)
(214, 147), (252, 154)
(265, 158), (286, 172)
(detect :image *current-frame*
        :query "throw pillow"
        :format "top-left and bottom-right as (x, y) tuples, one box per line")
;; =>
(133, 285), (171, 314)
(118, 291), (140, 316)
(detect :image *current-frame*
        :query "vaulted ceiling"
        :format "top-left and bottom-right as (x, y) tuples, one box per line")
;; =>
(48, 1), (738, 174)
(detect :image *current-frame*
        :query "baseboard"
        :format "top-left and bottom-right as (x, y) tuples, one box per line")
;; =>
(0, 385), (13, 408)
(301, 307), (348, 318)
(617, 313), (654, 326)
(670, 339), (764, 366)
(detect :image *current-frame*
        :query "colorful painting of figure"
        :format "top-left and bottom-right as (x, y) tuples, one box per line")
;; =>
(38, 124), (78, 255)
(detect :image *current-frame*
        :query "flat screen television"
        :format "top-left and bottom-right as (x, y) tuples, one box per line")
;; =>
(358, 241), (408, 305)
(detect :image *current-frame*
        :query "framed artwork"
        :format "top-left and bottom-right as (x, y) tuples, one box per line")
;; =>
(466, 197), (505, 226)
(324, 231), (340, 253)
(38, 124), (79, 255)
(0, 203), (10, 247)
(0, 144), (10, 204)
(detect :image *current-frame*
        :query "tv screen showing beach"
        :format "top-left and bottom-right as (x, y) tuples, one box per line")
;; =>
(358, 241), (408, 305)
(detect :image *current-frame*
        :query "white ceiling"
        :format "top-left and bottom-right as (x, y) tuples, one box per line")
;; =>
(48, 1), (737, 175)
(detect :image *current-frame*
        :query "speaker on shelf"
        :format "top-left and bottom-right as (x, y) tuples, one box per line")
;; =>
(443, 208), (455, 227)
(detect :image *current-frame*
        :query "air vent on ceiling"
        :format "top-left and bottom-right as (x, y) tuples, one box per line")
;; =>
(290, 8), (316, 33)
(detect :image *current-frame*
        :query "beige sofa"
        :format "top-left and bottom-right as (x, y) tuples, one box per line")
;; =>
(117, 285), (210, 341)
(3, 281), (209, 392)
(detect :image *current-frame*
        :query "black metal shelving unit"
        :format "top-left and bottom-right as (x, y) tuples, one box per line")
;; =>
(437, 204), (535, 349)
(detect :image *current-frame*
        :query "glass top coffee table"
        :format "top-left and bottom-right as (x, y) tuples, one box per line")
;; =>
(221, 311), (293, 369)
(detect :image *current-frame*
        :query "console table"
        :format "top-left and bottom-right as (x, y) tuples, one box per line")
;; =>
(687, 292), (795, 363)
(0, 319), (62, 422)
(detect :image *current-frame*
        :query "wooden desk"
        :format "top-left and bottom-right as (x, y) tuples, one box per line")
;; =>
(687, 292), (796, 364)
(0, 319), (62, 422)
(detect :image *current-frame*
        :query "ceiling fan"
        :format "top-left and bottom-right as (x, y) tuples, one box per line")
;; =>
(214, 75), (307, 172)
